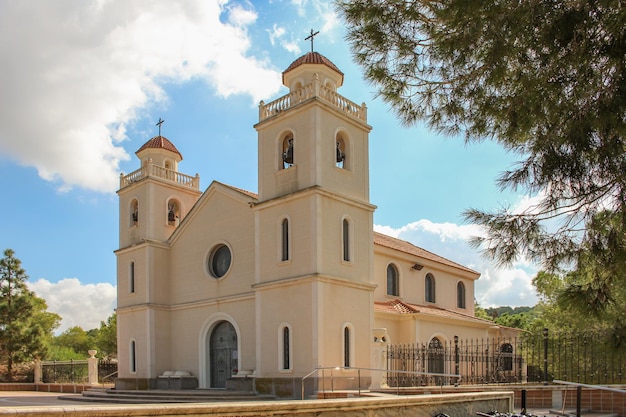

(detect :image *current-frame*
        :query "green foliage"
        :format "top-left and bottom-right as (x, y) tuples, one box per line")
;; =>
(47, 313), (117, 360)
(96, 313), (116, 358)
(473, 301), (492, 321)
(339, 0), (626, 308)
(0, 249), (60, 381)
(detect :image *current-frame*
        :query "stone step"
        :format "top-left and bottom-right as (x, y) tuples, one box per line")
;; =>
(59, 388), (275, 404)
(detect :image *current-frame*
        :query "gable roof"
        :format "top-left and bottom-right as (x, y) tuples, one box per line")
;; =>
(374, 232), (479, 276)
(136, 135), (183, 159)
(375, 299), (493, 326)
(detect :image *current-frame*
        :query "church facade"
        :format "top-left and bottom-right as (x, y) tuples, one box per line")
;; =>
(115, 51), (511, 394)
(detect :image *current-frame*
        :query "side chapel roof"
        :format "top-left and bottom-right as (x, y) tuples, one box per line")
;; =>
(136, 135), (183, 160)
(375, 299), (493, 325)
(374, 232), (479, 276)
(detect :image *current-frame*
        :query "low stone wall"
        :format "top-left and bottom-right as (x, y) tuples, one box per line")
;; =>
(0, 391), (513, 417)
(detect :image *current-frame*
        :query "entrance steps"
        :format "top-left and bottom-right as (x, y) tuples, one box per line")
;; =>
(59, 388), (275, 404)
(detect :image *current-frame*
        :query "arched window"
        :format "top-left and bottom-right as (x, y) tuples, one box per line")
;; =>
(282, 135), (294, 169)
(457, 282), (466, 308)
(130, 340), (137, 373)
(167, 199), (180, 226)
(280, 325), (292, 370)
(501, 343), (514, 371)
(343, 325), (353, 368)
(342, 218), (351, 262)
(281, 218), (289, 262)
(130, 199), (139, 226)
(427, 337), (444, 375)
(386, 264), (399, 296)
(425, 273), (436, 303)
(129, 261), (135, 293)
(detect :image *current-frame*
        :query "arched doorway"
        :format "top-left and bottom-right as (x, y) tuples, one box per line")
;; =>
(208, 321), (238, 388)
(428, 337), (445, 376)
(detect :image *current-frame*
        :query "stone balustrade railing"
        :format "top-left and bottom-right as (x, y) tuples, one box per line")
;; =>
(259, 77), (367, 123)
(120, 162), (200, 190)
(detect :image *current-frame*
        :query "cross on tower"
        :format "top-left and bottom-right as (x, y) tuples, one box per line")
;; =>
(305, 29), (319, 53)
(156, 118), (165, 136)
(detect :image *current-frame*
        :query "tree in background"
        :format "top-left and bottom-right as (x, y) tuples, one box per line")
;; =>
(48, 313), (117, 360)
(0, 249), (60, 381)
(96, 313), (116, 359)
(338, 0), (626, 312)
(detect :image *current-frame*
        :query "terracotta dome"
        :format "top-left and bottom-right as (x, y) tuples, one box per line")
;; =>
(282, 52), (343, 84)
(136, 135), (183, 160)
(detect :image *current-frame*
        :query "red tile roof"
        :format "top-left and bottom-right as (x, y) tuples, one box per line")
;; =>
(374, 232), (479, 276)
(375, 299), (493, 325)
(283, 52), (343, 79)
(136, 135), (183, 159)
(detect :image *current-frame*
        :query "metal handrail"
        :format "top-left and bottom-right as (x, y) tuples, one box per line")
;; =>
(101, 370), (118, 391)
(552, 380), (626, 417)
(553, 380), (626, 394)
(301, 366), (461, 400)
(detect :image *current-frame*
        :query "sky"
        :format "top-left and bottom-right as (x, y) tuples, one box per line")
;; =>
(0, 0), (540, 334)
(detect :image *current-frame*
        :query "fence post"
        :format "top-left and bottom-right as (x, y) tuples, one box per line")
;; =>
(34, 358), (42, 384)
(543, 327), (548, 385)
(454, 336), (459, 386)
(88, 350), (98, 385)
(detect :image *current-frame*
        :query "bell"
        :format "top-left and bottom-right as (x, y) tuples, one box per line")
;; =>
(336, 142), (345, 163)
(283, 139), (294, 164)
(168, 210), (175, 222)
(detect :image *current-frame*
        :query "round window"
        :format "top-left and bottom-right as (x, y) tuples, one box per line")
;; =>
(209, 244), (231, 278)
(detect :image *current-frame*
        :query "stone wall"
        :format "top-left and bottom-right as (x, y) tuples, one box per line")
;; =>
(0, 391), (513, 417)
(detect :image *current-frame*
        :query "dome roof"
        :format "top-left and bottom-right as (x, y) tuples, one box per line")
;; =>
(136, 135), (183, 159)
(282, 52), (343, 83)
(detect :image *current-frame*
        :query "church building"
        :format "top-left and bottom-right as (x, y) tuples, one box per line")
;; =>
(115, 50), (512, 395)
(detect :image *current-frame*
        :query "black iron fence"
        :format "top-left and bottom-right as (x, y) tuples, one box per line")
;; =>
(387, 330), (626, 387)
(40, 359), (118, 384)
(41, 359), (89, 383)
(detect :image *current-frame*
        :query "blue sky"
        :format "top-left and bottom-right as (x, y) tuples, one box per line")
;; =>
(0, 0), (539, 333)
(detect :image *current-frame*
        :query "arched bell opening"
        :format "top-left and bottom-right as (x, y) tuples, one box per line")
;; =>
(281, 134), (294, 169)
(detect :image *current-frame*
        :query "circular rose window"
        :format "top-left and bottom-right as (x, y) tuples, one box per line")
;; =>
(209, 244), (231, 278)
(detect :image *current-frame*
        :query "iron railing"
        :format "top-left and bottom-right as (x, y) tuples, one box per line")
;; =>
(387, 330), (626, 387)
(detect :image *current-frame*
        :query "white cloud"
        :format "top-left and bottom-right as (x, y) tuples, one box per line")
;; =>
(28, 278), (116, 334)
(0, 0), (282, 194)
(375, 219), (540, 308)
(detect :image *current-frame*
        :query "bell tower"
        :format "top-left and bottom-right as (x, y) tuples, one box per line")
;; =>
(253, 49), (376, 377)
(115, 132), (201, 388)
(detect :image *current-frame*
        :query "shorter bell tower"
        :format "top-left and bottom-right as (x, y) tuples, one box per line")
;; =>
(115, 131), (201, 387)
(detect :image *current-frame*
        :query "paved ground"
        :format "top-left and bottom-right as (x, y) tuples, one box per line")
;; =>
(0, 391), (566, 415)
(0, 391), (125, 407)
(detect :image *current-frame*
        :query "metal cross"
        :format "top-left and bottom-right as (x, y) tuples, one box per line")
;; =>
(156, 118), (165, 136)
(305, 29), (319, 53)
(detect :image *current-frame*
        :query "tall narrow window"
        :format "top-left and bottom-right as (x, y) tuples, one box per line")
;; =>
(425, 273), (436, 303)
(457, 282), (466, 308)
(129, 262), (135, 293)
(386, 264), (399, 296)
(130, 340), (137, 373)
(281, 218), (289, 261)
(342, 218), (350, 262)
(343, 326), (350, 367)
(282, 327), (290, 370)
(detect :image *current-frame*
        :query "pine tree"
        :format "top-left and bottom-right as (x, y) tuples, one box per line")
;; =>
(0, 249), (58, 381)
(338, 0), (626, 305)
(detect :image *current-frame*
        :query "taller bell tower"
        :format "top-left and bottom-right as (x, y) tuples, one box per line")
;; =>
(253, 51), (376, 377)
